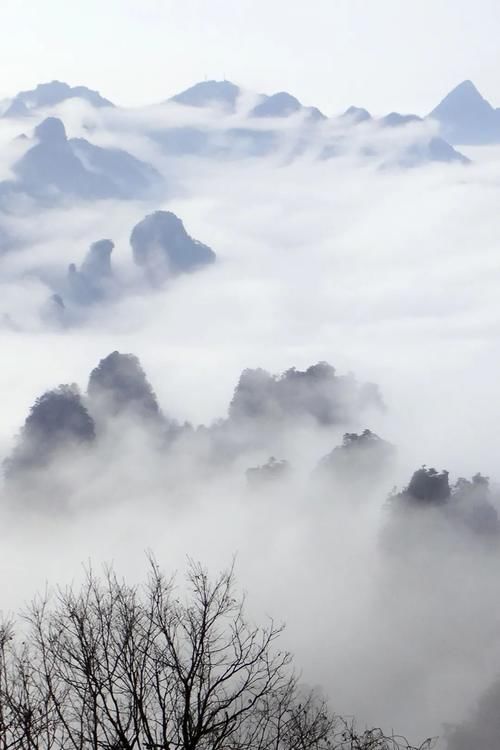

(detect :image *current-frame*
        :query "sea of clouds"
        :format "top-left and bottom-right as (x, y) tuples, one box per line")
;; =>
(1, 98), (500, 747)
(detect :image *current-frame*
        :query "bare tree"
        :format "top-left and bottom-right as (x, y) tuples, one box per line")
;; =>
(0, 561), (433, 750)
(334, 720), (435, 750)
(0, 618), (59, 750)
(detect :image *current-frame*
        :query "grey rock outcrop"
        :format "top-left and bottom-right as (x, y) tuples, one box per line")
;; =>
(87, 351), (162, 422)
(130, 211), (216, 282)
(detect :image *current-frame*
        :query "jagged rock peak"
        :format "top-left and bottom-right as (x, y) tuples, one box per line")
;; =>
(229, 362), (384, 425)
(80, 239), (114, 279)
(130, 210), (216, 281)
(87, 351), (161, 420)
(4, 384), (95, 480)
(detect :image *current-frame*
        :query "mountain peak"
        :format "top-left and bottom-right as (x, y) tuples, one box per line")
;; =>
(434, 79), (490, 110)
(342, 106), (372, 123)
(250, 91), (325, 120)
(34, 117), (67, 144)
(2, 81), (113, 118)
(380, 112), (422, 128)
(87, 351), (161, 421)
(429, 79), (500, 144)
(130, 210), (216, 282)
(34, 80), (72, 98)
(449, 79), (481, 96)
(251, 92), (302, 118)
(169, 80), (240, 110)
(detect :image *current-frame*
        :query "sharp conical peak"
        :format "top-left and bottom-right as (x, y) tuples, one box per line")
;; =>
(428, 78), (500, 144)
(448, 80), (482, 97)
(431, 79), (492, 114)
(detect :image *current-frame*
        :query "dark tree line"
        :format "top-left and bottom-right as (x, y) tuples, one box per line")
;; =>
(4, 384), (95, 480)
(4, 353), (163, 483)
(0, 561), (432, 750)
(390, 467), (500, 536)
(315, 430), (394, 484)
(246, 457), (290, 486)
(229, 363), (383, 427)
(88, 351), (162, 422)
(3, 354), (382, 486)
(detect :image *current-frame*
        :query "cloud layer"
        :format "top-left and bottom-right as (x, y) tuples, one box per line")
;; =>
(1, 97), (500, 749)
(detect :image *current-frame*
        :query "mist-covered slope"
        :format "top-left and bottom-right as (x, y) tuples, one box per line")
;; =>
(1, 116), (162, 203)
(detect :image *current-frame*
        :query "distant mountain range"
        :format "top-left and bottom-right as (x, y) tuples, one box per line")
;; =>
(164, 80), (466, 165)
(167, 78), (500, 147)
(3, 75), (499, 203)
(169, 80), (325, 120)
(3, 77), (500, 148)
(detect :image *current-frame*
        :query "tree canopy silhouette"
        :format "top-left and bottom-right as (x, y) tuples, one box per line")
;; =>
(4, 384), (95, 480)
(0, 560), (432, 750)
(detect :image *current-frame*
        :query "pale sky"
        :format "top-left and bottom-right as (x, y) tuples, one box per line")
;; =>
(1, 0), (500, 115)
